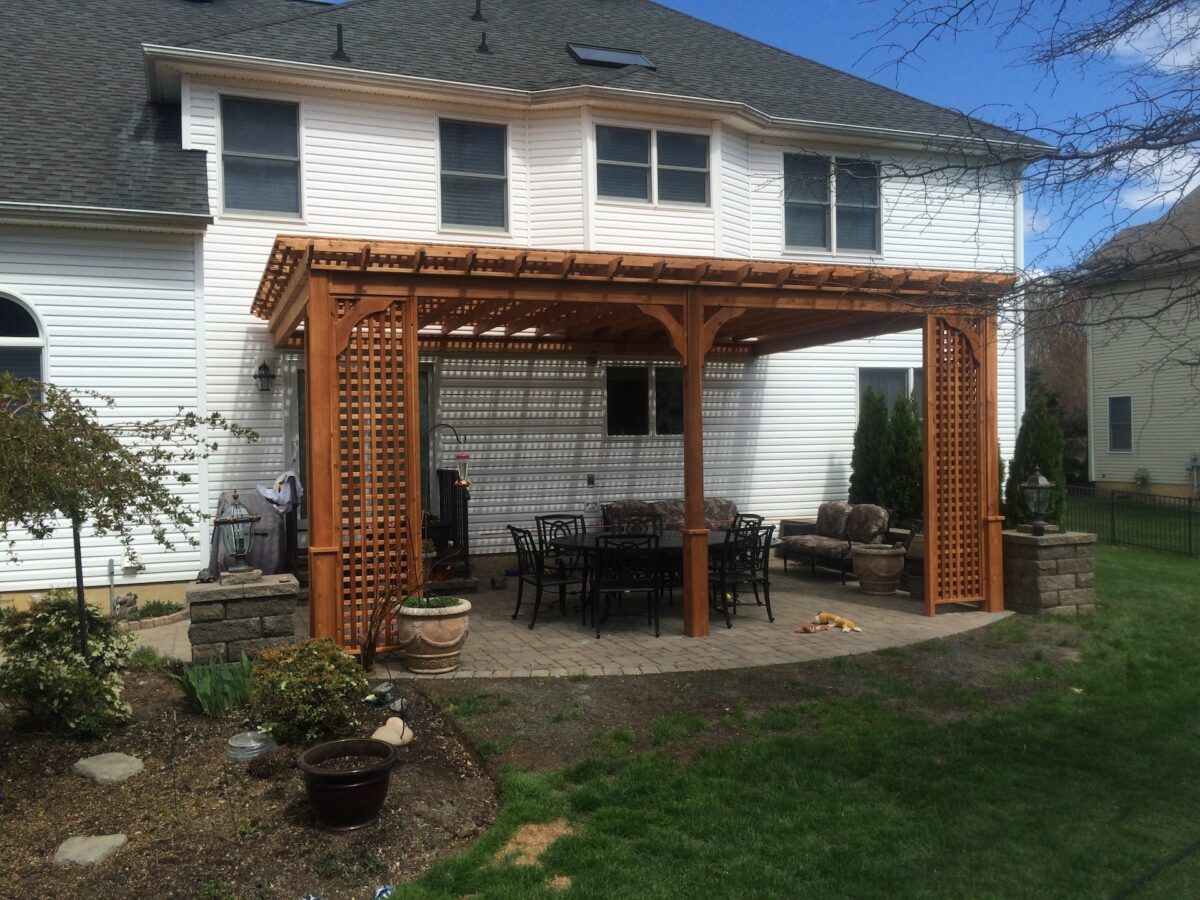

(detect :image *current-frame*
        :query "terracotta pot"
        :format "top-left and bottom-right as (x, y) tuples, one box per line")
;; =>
(297, 738), (395, 831)
(394, 598), (471, 674)
(852, 545), (906, 595)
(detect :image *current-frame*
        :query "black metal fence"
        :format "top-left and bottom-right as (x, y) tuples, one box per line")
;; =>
(1062, 485), (1199, 556)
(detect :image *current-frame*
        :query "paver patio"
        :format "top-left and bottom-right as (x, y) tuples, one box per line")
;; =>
(138, 561), (1010, 677)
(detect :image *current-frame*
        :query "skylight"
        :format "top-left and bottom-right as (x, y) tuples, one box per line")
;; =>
(567, 43), (656, 70)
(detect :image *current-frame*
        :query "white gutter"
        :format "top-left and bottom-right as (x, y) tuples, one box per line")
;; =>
(0, 201), (211, 231)
(142, 44), (1046, 156)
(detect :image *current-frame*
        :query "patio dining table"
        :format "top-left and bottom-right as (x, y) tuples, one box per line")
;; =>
(549, 529), (730, 557)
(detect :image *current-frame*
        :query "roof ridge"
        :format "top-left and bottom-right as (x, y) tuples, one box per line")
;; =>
(176, 0), (383, 49)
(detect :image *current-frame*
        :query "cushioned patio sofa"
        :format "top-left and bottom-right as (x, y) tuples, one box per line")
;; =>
(600, 497), (738, 531)
(774, 500), (890, 582)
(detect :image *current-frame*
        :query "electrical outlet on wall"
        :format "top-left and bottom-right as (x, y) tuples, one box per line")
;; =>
(584, 502), (600, 512)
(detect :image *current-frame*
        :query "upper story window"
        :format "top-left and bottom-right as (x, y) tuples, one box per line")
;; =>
(220, 96), (300, 216)
(596, 126), (709, 206)
(1108, 396), (1133, 452)
(784, 154), (880, 253)
(605, 365), (683, 436)
(0, 295), (45, 381)
(439, 119), (508, 230)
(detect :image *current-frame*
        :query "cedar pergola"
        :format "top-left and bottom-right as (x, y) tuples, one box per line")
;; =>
(252, 237), (1014, 650)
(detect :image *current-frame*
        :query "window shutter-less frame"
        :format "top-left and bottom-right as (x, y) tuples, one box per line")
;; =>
(440, 120), (508, 229)
(221, 97), (300, 215)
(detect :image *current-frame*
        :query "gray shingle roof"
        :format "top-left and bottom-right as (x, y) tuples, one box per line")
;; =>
(1084, 188), (1200, 279)
(1, 0), (1037, 217)
(0, 0), (313, 217)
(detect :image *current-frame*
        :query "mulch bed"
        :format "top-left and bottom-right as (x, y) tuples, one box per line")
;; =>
(0, 672), (498, 898)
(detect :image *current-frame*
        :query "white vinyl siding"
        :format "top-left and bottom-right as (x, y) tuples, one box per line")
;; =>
(0, 227), (204, 592)
(179, 77), (1023, 561)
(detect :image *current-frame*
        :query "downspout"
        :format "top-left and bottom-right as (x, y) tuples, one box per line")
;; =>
(1013, 179), (1026, 447)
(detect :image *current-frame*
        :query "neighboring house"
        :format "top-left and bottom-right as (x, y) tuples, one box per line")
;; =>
(1084, 189), (1200, 498)
(0, 0), (1034, 607)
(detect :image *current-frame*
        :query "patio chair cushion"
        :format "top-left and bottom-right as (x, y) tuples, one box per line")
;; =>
(815, 500), (852, 539)
(779, 533), (850, 560)
(602, 499), (655, 525)
(845, 504), (889, 545)
(649, 499), (685, 529)
(703, 497), (738, 529)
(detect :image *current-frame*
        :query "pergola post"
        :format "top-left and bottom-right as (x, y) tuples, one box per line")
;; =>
(304, 272), (342, 642)
(681, 288), (710, 637)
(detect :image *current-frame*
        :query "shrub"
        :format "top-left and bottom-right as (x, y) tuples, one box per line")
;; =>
(172, 652), (253, 717)
(880, 392), (923, 526)
(127, 645), (176, 672)
(401, 595), (462, 609)
(251, 638), (368, 744)
(1004, 387), (1067, 524)
(136, 599), (183, 619)
(849, 387), (890, 505)
(0, 589), (135, 736)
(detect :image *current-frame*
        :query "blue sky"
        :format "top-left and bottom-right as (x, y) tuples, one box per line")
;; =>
(658, 0), (1164, 271)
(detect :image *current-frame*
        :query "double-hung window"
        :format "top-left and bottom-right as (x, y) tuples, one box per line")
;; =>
(1108, 396), (1133, 452)
(595, 126), (709, 205)
(439, 119), (508, 230)
(784, 154), (880, 252)
(859, 367), (923, 412)
(605, 365), (683, 436)
(221, 96), (300, 216)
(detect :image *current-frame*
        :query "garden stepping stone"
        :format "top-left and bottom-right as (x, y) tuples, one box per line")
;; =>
(54, 834), (127, 867)
(73, 752), (143, 784)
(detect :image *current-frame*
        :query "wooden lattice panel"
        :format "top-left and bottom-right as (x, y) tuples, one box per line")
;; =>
(926, 317), (985, 605)
(336, 300), (415, 649)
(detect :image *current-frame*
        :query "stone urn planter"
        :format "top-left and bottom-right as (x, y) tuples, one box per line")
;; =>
(852, 545), (907, 595)
(394, 597), (471, 674)
(297, 738), (396, 831)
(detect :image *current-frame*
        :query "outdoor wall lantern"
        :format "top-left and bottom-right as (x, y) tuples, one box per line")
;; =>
(432, 422), (471, 487)
(252, 361), (277, 393)
(1023, 466), (1055, 537)
(214, 491), (261, 573)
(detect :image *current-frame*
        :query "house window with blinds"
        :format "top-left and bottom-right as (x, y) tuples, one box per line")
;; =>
(220, 97), (301, 216)
(859, 367), (923, 412)
(784, 154), (881, 253)
(1108, 396), (1133, 452)
(439, 119), (508, 230)
(595, 125), (709, 205)
(0, 295), (44, 382)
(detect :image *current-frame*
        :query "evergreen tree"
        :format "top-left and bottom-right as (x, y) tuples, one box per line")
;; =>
(1004, 387), (1067, 525)
(881, 392), (923, 526)
(849, 387), (889, 505)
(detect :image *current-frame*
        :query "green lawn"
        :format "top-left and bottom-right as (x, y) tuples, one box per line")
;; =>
(400, 547), (1200, 899)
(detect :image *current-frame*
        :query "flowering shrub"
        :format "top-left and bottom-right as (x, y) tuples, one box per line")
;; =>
(251, 638), (368, 744)
(0, 589), (135, 736)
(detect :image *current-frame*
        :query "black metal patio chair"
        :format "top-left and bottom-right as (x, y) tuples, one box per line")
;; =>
(709, 521), (775, 626)
(508, 525), (586, 630)
(590, 534), (661, 638)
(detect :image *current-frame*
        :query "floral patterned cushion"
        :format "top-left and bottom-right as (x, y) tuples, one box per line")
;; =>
(703, 497), (738, 529)
(845, 504), (889, 545)
(815, 501), (852, 539)
(780, 534), (851, 559)
(606, 497), (739, 530)
(602, 500), (655, 527)
(649, 499), (685, 529)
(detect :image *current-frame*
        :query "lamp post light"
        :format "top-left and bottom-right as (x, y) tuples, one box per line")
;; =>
(214, 491), (261, 573)
(1023, 466), (1055, 537)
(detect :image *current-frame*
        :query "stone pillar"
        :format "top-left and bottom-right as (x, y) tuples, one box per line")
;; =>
(186, 574), (300, 662)
(1002, 531), (1097, 616)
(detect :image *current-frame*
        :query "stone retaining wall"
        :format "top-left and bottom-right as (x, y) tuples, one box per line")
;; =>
(1002, 530), (1097, 616)
(186, 574), (299, 662)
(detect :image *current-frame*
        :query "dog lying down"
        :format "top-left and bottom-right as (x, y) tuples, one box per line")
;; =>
(794, 611), (863, 634)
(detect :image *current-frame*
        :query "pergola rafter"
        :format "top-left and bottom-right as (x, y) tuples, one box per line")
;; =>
(251, 237), (1015, 649)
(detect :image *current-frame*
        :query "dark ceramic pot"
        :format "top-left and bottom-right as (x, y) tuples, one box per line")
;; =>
(297, 738), (396, 831)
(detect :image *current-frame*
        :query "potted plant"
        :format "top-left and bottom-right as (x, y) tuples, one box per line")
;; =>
(393, 594), (472, 674)
(360, 546), (466, 672)
(297, 737), (396, 830)
(851, 542), (907, 595)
